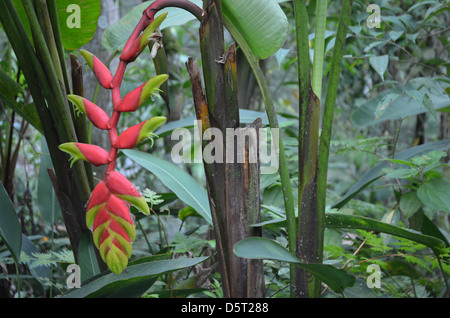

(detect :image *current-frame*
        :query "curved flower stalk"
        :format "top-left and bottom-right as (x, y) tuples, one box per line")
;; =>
(59, 14), (170, 275)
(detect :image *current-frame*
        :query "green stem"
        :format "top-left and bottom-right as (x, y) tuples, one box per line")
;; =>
(14, 261), (21, 298)
(21, 0), (91, 201)
(312, 0), (328, 101)
(45, 0), (71, 93)
(317, 0), (353, 265)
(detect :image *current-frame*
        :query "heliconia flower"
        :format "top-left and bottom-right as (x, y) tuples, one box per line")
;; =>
(120, 12), (168, 62)
(68, 94), (110, 130)
(80, 49), (113, 89)
(92, 207), (133, 275)
(86, 181), (110, 229)
(105, 170), (150, 215)
(59, 143), (110, 167)
(116, 74), (169, 112)
(114, 117), (166, 149)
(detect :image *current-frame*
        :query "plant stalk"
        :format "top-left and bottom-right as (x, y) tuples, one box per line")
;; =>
(316, 0), (354, 293)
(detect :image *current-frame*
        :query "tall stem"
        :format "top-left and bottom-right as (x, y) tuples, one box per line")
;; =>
(317, 0), (354, 291)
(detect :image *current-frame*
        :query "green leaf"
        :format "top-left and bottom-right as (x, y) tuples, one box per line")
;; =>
(0, 68), (23, 98)
(383, 168), (416, 179)
(233, 237), (356, 293)
(399, 191), (422, 219)
(102, 0), (288, 61)
(325, 213), (446, 254)
(421, 215), (450, 247)
(369, 55), (389, 81)
(417, 178), (450, 213)
(407, 1), (439, 12)
(0, 69), (42, 133)
(222, 0), (288, 60)
(384, 158), (415, 167)
(178, 206), (200, 222)
(374, 93), (400, 119)
(60, 256), (208, 298)
(37, 139), (61, 225)
(332, 140), (450, 209)
(12, 0), (101, 50)
(122, 150), (212, 225)
(351, 83), (450, 127)
(406, 89), (437, 120)
(20, 235), (51, 287)
(0, 182), (22, 261)
(57, 0), (101, 50)
(77, 232), (100, 282)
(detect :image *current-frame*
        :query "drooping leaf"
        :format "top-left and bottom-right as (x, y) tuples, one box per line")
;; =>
(60, 256), (208, 298)
(222, 0), (288, 60)
(0, 182), (22, 261)
(325, 213), (446, 254)
(369, 55), (389, 81)
(233, 237), (356, 293)
(123, 149), (212, 225)
(102, 0), (288, 61)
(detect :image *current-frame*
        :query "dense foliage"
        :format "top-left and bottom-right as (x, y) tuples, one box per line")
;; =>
(0, 0), (449, 298)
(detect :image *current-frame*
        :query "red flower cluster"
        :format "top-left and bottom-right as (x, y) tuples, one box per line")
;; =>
(59, 14), (168, 274)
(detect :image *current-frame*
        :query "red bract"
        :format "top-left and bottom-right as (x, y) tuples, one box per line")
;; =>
(115, 117), (166, 149)
(116, 75), (168, 112)
(59, 143), (110, 167)
(80, 49), (113, 89)
(68, 95), (110, 130)
(59, 12), (171, 274)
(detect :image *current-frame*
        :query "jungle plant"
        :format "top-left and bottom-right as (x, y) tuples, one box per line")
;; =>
(1, 0), (449, 299)
(58, 15), (170, 274)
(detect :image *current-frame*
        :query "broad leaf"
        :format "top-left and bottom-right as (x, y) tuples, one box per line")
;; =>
(417, 178), (450, 213)
(251, 212), (447, 255)
(325, 213), (446, 254)
(77, 232), (100, 282)
(332, 140), (450, 209)
(102, 0), (288, 59)
(351, 84), (450, 127)
(12, 0), (101, 50)
(0, 182), (22, 261)
(222, 0), (288, 60)
(57, 0), (101, 50)
(399, 191), (422, 219)
(37, 139), (61, 225)
(123, 149), (212, 225)
(60, 256), (208, 298)
(233, 237), (356, 294)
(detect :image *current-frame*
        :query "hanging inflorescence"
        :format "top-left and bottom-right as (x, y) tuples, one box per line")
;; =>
(59, 13), (169, 275)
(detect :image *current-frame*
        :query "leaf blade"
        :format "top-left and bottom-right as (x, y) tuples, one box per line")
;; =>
(233, 237), (356, 293)
(0, 182), (22, 261)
